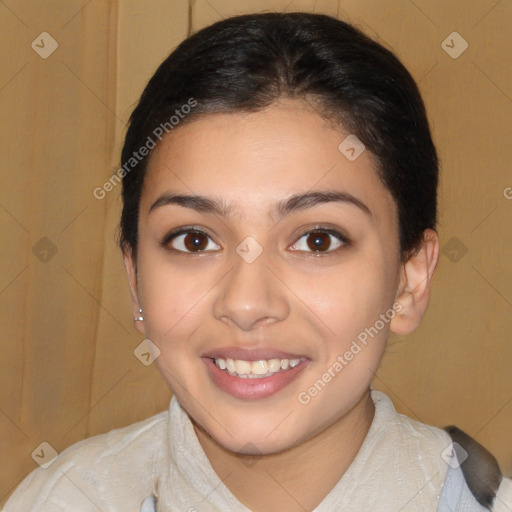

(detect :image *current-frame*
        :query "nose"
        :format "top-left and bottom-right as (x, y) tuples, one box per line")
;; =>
(212, 248), (290, 332)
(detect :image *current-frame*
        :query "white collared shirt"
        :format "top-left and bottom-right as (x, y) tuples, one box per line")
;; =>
(5, 391), (495, 511)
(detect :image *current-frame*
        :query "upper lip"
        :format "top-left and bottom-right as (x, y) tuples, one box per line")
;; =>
(202, 346), (307, 361)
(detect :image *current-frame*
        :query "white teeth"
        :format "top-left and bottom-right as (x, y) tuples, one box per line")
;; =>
(214, 356), (303, 378)
(268, 358), (281, 372)
(251, 360), (268, 375)
(226, 358), (236, 373)
(234, 359), (252, 375)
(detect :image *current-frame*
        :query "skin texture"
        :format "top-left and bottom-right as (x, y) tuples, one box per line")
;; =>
(123, 99), (440, 511)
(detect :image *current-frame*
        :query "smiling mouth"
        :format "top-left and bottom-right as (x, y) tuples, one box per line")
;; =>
(211, 357), (305, 379)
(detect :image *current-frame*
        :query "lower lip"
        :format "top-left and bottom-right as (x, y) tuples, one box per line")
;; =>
(203, 358), (309, 400)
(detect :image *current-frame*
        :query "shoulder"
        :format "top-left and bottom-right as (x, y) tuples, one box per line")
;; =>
(5, 409), (169, 511)
(372, 391), (511, 511)
(443, 425), (512, 512)
(371, 390), (451, 450)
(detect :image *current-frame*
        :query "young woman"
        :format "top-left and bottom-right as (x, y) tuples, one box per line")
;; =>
(6, 12), (511, 512)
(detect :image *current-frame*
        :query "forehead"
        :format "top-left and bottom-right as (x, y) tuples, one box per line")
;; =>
(140, 100), (396, 223)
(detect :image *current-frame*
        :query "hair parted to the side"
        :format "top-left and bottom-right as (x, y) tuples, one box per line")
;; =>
(118, 12), (439, 262)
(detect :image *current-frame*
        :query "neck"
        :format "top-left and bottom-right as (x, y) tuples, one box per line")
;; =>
(193, 389), (375, 512)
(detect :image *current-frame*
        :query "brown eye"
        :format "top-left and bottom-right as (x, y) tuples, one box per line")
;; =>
(184, 232), (208, 251)
(290, 229), (346, 253)
(165, 230), (220, 253)
(306, 232), (332, 252)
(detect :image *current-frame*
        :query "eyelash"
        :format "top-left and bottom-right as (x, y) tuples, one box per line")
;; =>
(160, 225), (350, 257)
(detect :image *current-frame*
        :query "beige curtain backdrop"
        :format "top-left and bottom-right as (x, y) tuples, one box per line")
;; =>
(1, 0), (511, 504)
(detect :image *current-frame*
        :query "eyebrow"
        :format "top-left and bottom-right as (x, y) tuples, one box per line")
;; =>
(148, 190), (372, 220)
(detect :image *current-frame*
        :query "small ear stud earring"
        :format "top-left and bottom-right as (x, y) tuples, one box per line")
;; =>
(134, 307), (144, 322)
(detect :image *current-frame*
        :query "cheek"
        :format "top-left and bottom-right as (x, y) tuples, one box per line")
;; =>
(137, 259), (212, 393)
(135, 250), (216, 347)
(288, 251), (395, 404)
(292, 252), (395, 345)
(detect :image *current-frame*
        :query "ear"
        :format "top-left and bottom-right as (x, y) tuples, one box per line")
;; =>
(390, 229), (440, 335)
(122, 246), (145, 334)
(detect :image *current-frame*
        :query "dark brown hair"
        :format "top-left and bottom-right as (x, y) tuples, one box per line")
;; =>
(119, 12), (438, 261)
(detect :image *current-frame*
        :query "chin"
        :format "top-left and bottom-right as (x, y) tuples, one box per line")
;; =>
(197, 410), (308, 456)
(225, 433), (304, 457)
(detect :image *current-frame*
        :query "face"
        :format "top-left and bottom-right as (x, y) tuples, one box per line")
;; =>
(126, 99), (405, 455)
